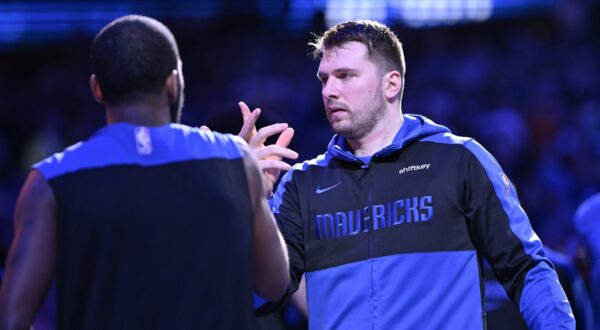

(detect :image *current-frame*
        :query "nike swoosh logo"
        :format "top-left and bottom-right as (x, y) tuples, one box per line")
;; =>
(316, 181), (342, 194)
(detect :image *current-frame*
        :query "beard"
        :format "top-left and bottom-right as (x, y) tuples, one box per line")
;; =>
(329, 91), (387, 140)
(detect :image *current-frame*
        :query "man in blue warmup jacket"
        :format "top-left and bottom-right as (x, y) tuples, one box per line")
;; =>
(244, 19), (575, 329)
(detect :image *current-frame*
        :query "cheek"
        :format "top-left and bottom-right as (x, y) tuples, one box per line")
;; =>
(353, 89), (373, 103)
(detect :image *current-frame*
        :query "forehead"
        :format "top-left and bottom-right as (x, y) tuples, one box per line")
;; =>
(318, 41), (372, 71)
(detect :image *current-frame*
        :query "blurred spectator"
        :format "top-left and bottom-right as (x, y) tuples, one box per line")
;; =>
(486, 248), (594, 330)
(574, 193), (600, 329)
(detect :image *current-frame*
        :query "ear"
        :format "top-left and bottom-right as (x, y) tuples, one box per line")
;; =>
(383, 70), (402, 100)
(89, 74), (105, 105)
(166, 69), (179, 103)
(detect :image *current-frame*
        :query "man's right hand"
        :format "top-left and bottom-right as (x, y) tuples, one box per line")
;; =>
(238, 101), (298, 197)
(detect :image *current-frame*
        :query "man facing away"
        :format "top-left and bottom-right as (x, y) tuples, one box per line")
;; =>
(0, 15), (290, 330)
(246, 19), (575, 329)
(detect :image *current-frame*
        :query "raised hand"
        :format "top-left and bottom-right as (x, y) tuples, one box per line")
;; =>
(238, 101), (298, 197)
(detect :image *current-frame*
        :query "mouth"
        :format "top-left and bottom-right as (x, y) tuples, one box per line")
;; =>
(327, 103), (347, 114)
(326, 106), (348, 122)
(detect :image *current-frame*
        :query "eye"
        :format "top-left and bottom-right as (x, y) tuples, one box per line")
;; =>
(338, 72), (353, 79)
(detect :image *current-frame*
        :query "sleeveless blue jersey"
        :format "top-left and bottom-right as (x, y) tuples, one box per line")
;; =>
(35, 123), (254, 330)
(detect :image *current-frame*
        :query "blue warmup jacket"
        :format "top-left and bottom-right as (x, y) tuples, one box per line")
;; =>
(258, 114), (574, 329)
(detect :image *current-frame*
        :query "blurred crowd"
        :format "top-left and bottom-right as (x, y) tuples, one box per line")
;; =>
(0, 0), (598, 328)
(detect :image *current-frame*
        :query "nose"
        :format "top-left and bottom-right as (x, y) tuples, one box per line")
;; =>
(322, 77), (339, 100)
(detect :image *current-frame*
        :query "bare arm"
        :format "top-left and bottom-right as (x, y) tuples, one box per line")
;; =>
(0, 170), (57, 330)
(236, 140), (290, 301)
(290, 274), (307, 319)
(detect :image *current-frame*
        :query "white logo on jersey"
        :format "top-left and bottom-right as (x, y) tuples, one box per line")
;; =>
(135, 126), (153, 155)
(398, 163), (430, 175)
(500, 172), (511, 195)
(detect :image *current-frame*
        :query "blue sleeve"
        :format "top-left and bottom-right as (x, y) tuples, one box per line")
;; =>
(463, 140), (575, 329)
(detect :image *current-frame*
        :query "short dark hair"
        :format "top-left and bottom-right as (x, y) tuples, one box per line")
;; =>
(91, 15), (180, 106)
(309, 20), (405, 78)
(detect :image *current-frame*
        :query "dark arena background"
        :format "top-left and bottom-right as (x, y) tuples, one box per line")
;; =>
(0, 0), (598, 329)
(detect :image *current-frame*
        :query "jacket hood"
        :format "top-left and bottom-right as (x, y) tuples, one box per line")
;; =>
(327, 114), (450, 163)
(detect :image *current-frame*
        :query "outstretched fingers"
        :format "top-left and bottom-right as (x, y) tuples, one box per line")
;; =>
(254, 144), (298, 162)
(275, 127), (294, 149)
(250, 123), (290, 149)
(258, 159), (292, 172)
(235, 103), (298, 195)
(238, 101), (260, 142)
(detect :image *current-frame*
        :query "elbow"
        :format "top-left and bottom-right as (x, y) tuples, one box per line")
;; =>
(0, 301), (34, 330)
(0, 315), (32, 330)
(255, 268), (290, 302)
(270, 269), (291, 301)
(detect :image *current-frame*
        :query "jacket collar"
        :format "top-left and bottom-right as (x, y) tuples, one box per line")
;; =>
(327, 114), (450, 163)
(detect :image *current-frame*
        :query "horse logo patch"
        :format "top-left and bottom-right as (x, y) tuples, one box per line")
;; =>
(499, 172), (511, 195)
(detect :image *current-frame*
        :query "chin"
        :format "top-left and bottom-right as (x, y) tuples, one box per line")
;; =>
(332, 126), (354, 138)
(330, 123), (344, 134)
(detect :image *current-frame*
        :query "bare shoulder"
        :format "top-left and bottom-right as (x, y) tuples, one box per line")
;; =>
(14, 170), (56, 226)
(230, 135), (260, 173)
(20, 170), (54, 202)
(229, 136), (265, 208)
(230, 135), (252, 157)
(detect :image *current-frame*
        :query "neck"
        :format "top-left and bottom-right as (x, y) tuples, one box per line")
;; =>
(106, 101), (171, 126)
(346, 106), (404, 157)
